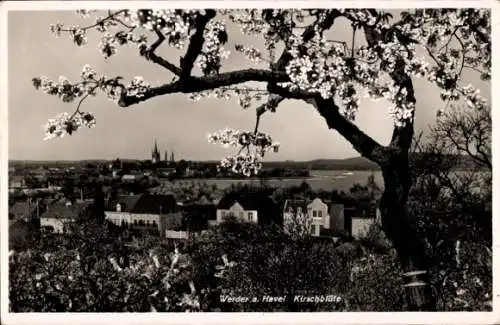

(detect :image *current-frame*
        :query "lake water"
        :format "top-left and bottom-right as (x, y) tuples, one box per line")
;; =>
(190, 170), (384, 193)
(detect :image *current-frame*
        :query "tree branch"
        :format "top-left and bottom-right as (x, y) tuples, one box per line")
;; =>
(179, 10), (217, 80)
(311, 97), (391, 166)
(118, 69), (288, 107)
(254, 95), (284, 133)
(271, 10), (341, 72)
(143, 29), (182, 75)
(267, 83), (389, 166)
(363, 24), (416, 153)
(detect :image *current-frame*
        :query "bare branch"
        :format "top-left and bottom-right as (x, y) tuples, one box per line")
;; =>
(254, 95), (284, 133)
(267, 83), (389, 165)
(118, 69), (288, 107)
(61, 10), (128, 32)
(143, 29), (182, 75)
(311, 97), (391, 166)
(69, 85), (100, 120)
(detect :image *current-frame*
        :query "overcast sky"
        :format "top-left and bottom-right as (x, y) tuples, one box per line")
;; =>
(8, 10), (490, 161)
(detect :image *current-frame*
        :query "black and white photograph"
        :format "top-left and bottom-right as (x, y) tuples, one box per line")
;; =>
(1, 1), (497, 323)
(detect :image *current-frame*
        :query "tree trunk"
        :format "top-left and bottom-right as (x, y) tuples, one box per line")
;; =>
(379, 157), (437, 311)
(280, 92), (439, 311)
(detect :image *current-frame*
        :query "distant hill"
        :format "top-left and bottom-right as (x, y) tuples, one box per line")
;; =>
(263, 157), (380, 171)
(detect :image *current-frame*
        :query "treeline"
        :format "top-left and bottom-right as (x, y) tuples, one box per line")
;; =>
(10, 154), (487, 180)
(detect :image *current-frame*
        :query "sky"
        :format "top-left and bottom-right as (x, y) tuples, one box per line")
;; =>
(8, 10), (490, 161)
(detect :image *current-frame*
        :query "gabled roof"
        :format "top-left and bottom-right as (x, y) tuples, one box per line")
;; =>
(40, 201), (91, 220)
(283, 199), (309, 214)
(112, 194), (177, 214)
(180, 203), (217, 220)
(217, 192), (276, 213)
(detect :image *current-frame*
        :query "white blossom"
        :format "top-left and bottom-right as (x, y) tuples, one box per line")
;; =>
(125, 76), (151, 98)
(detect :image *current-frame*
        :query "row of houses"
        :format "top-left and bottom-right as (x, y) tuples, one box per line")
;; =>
(10, 192), (380, 240)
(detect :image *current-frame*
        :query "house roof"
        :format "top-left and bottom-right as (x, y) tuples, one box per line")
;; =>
(283, 199), (309, 213)
(40, 201), (91, 220)
(180, 203), (217, 220)
(217, 192), (276, 213)
(9, 201), (38, 219)
(112, 194), (177, 214)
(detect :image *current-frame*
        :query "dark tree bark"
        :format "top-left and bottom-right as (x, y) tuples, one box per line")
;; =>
(380, 158), (437, 310)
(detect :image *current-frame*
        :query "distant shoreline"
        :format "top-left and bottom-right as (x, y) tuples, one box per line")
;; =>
(8, 153), (486, 172)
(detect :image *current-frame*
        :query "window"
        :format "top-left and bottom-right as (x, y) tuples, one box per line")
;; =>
(313, 210), (317, 217)
(248, 212), (253, 221)
(318, 211), (323, 218)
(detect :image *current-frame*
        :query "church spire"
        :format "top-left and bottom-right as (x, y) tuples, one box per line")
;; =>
(153, 139), (159, 153)
(152, 139), (160, 163)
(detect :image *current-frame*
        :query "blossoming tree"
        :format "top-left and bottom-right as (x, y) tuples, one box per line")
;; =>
(32, 9), (490, 310)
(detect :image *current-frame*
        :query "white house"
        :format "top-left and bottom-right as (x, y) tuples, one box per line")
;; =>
(283, 197), (345, 237)
(105, 194), (183, 238)
(39, 200), (91, 233)
(215, 192), (277, 226)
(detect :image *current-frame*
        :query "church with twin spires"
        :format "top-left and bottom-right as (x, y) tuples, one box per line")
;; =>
(151, 139), (175, 164)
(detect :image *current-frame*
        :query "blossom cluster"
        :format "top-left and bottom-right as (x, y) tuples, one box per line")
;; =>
(208, 128), (280, 175)
(75, 10), (97, 18)
(224, 9), (269, 36)
(127, 10), (194, 49)
(459, 84), (488, 111)
(282, 32), (349, 100)
(43, 111), (96, 141)
(219, 154), (263, 177)
(34, 65), (158, 139)
(96, 31), (148, 59)
(188, 86), (268, 110)
(343, 9), (379, 27)
(125, 76), (151, 98)
(196, 20), (230, 75)
(49, 23), (88, 46)
(32, 76), (90, 103)
(395, 9), (490, 109)
(53, 10), (200, 59)
(208, 128), (278, 151)
(234, 44), (265, 63)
